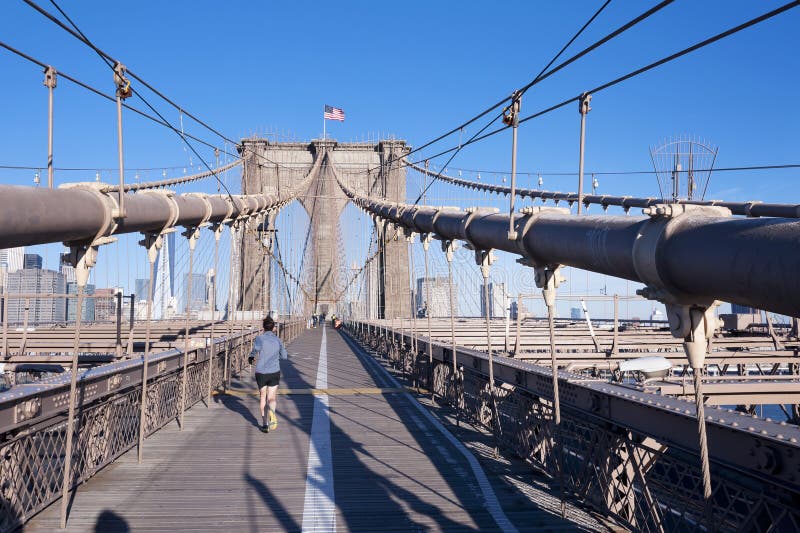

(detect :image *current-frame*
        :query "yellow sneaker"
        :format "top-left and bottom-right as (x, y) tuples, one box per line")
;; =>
(268, 410), (278, 431)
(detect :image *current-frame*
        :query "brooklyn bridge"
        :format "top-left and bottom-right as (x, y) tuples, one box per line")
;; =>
(1, 1), (799, 531)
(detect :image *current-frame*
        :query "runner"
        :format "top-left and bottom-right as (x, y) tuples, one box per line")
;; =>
(247, 316), (289, 432)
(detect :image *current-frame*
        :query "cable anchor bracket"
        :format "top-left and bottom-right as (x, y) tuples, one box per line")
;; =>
(114, 63), (133, 100)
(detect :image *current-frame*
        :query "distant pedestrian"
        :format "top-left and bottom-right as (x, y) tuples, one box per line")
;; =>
(248, 316), (289, 432)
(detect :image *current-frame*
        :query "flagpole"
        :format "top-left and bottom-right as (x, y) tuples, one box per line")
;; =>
(323, 105), (326, 140)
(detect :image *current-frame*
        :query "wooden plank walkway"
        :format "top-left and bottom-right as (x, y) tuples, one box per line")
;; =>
(26, 325), (610, 532)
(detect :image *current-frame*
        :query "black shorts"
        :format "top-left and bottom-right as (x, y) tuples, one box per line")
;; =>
(256, 371), (280, 388)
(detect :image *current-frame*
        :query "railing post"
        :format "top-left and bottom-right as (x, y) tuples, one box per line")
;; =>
(444, 239), (459, 422)
(180, 226), (201, 428)
(2, 293), (9, 357)
(612, 294), (619, 356)
(513, 294), (522, 355)
(19, 298), (30, 355)
(504, 290), (510, 354)
(137, 233), (161, 463)
(224, 222), (237, 391)
(115, 291), (123, 358)
(422, 232), (433, 395)
(59, 284), (84, 528)
(535, 263), (567, 518)
(60, 240), (106, 528)
(126, 293), (135, 354)
(477, 248), (500, 455)
(663, 302), (719, 531)
(406, 233), (419, 385)
(207, 223), (222, 405)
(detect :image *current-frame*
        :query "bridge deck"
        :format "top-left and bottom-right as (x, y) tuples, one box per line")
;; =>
(27, 326), (607, 532)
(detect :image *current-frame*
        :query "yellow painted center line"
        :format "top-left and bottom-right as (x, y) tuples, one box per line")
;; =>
(214, 386), (408, 396)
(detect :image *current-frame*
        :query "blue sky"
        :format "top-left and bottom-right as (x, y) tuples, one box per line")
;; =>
(1, 1), (798, 316)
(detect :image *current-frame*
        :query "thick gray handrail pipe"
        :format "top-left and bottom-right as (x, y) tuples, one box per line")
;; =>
(0, 185), (281, 248)
(0, 152), (323, 249)
(337, 177), (800, 319)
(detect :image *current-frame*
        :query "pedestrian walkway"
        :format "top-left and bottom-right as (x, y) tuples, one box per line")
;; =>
(26, 325), (607, 532)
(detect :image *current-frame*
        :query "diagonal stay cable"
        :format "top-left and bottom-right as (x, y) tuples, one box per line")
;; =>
(0, 40), (225, 156)
(364, 0), (669, 177)
(408, 0), (800, 167)
(25, 0), (297, 174)
(408, 0), (615, 206)
(40, 0), (240, 202)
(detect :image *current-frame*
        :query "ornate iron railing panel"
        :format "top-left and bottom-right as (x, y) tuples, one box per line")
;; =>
(0, 319), (305, 532)
(350, 323), (800, 532)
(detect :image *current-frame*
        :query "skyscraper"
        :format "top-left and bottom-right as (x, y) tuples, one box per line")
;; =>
(93, 288), (118, 322)
(416, 277), (454, 317)
(509, 299), (529, 321)
(0, 247), (24, 273)
(66, 282), (96, 322)
(480, 282), (506, 319)
(206, 269), (216, 312)
(732, 303), (755, 314)
(135, 278), (151, 302)
(153, 231), (175, 319)
(6, 268), (66, 324)
(183, 273), (207, 313)
(60, 253), (76, 284)
(23, 254), (43, 270)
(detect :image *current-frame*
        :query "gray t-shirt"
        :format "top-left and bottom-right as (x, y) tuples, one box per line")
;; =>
(249, 331), (288, 374)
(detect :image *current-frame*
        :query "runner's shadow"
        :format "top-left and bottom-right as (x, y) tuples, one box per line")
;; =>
(215, 392), (261, 428)
(93, 510), (130, 532)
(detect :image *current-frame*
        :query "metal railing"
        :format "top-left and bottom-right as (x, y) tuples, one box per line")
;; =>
(0, 319), (305, 532)
(346, 320), (800, 532)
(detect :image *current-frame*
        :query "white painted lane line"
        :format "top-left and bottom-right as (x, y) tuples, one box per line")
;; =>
(301, 325), (336, 533)
(345, 334), (519, 533)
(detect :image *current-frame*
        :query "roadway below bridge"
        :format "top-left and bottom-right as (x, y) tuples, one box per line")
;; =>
(26, 325), (609, 532)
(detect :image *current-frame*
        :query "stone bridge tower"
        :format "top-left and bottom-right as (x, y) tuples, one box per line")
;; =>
(238, 139), (411, 319)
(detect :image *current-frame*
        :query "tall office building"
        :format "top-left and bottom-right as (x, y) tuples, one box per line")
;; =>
(94, 288), (118, 322)
(509, 299), (529, 320)
(153, 232), (175, 319)
(183, 273), (207, 313)
(205, 269), (216, 311)
(0, 247), (24, 273)
(479, 282), (506, 319)
(135, 278), (151, 302)
(0, 265), (7, 294)
(59, 253), (76, 284)
(416, 277), (454, 318)
(66, 282), (96, 322)
(732, 303), (755, 314)
(6, 268), (66, 324)
(23, 254), (43, 270)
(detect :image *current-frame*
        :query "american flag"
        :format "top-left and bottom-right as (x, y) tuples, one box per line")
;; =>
(324, 105), (345, 121)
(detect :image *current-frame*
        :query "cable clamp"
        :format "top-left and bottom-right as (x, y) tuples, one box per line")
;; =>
(114, 63), (132, 100)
